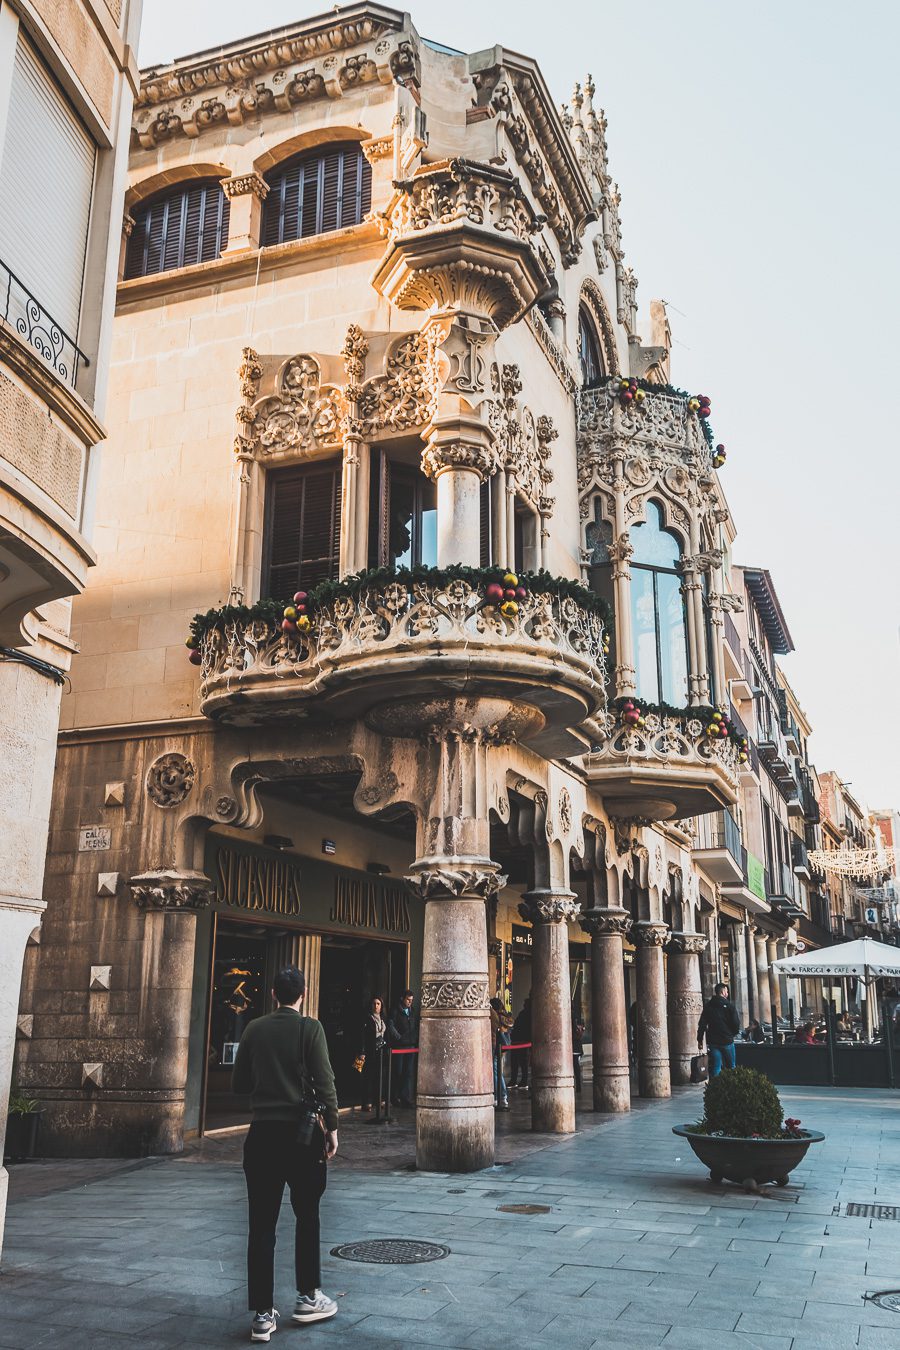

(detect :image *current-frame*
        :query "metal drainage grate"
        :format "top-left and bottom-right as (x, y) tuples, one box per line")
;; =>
(497, 1203), (551, 1215)
(867, 1292), (900, 1313)
(331, 1239), (449, 1265)
(846, 1203), (900, 1221)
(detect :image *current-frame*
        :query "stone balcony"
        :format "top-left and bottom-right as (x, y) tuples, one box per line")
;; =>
(577, 380), (716, 479)
(583, 707), (741, 821)
(371, 158), (552, 329)
(197, 572), (607, 756)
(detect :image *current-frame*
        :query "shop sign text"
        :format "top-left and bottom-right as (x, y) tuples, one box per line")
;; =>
(330, 875), (411, 934)
(214, 845), (302, 917)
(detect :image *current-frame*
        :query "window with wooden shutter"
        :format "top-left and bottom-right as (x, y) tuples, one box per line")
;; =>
(124, 181), (230, 279)
(0, 30), (96, 342)
(367, 451), (437, 569)
(263, 463), (342, 599)
(262, 144), (372, 247)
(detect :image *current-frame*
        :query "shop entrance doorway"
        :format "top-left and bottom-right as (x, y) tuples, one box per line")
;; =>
(318, 935), (408, 1107)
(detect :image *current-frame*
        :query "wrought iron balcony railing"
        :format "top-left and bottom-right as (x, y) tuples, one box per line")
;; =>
(1, 257), (89, 388)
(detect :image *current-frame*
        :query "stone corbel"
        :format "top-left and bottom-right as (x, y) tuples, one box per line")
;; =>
(129, 870), (216, 911)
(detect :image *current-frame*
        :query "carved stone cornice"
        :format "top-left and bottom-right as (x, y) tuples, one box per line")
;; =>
(406, 863), (507, 901)
(631, 921), (669, 949)
(579, 906), (632, 939)
(666, 931), (709, 956)
(129, 870), (215, 911)
(222, 172), (269, 201)
(519, 890), (581, 925)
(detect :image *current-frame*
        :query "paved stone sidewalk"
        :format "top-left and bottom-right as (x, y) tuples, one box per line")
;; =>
(3, 1085), (900, 1349)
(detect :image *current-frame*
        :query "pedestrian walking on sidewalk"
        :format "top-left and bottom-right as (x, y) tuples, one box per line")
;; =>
(490, 997), (513, 1109)
(697, 982), (741, 1077)
(572, 1011), (585, 1093)
(232, 966), (339, 1343)
(361, 995), (387, 1111)
(388, 989), (418, 1107)
(509, 997), (531, 1089)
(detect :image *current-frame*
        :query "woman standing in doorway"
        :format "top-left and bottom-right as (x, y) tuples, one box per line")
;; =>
(361, 996), (387, 1111)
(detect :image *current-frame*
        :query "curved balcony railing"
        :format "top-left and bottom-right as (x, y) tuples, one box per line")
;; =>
(195, 570), (608, 745)
(584, 706), (741, 820)
(577, 379), (714, 473)
(2, 258), (89, 388)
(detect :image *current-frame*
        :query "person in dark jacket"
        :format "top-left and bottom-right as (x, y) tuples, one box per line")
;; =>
(509, 997), (531, 1089)
(697, 983), (741, 1076)
(745, 1017), (765, 1043)
(388, 990), (418, 1107)
(361, 995), (387, 1112)
(572, 1010), (586, 1093)
(232, 966), (339, 1342)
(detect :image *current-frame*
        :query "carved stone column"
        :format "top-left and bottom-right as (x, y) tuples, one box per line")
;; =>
(609, 490), (636, 699)
(632, 921), (671, 1098)
(666, 932), (708, 1086)
(730, 921), (749, 1028)
(754, 932), (772, 1027)
(129, 870), (215, 1153)
(580, 907), (632, 1112)
(221, 172), (269, 255)
(422, 416), (495, 567)
(340, 325), (370, 576)
(746, 921), (760, 1023)
(519, 892), (579, 1132)
(767, 936), (782, 1023)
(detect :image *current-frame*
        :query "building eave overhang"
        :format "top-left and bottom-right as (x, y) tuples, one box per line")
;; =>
(741, 566), (795, 655)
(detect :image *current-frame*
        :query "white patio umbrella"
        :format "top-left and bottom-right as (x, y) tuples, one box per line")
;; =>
(772, 938), (900, 1039)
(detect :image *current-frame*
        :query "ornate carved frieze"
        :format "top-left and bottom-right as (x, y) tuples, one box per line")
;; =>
(357, 328), (441, 438)
(222, 172), (269, 200)
(129, 870), (215, 911)
(247, 355), (344, 458)
(421, 979), (490, 1010)
(668, 991), (704, 1016)
(666, 932), (709, 956)
(133, 19), (411, 147)
(146, 753), (195, 808)
(486, 363), (556, 516)
(631, 921), (669, 948)
(406, 866), (507, 900)
(519, 892), (581, 925)
(525, 306), (579, 393)
(579, 906), (632, 939)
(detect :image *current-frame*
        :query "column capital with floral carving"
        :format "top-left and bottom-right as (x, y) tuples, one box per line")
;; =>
(406, 860), (507, 901)
(666, 931), (709, 956)
(222, 171), (270, 201)
(519, 890), (581, 925)
(421, 412), (496, 483)
(129, 869), (215, 911)
(580, 906), (632, 939)
(631, 920), (669, 948)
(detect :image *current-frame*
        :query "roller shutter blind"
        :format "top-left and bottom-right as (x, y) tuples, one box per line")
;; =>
(0, 30), (95, 340)
(264, 464), (342, 599)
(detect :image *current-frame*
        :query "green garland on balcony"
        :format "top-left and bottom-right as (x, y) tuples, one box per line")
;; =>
(188, 565), (613, 645)
(612, 695), (749, 760)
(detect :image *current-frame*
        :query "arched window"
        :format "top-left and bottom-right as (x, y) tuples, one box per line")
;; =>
(124, 180), (230, 279)
(629, 500), (688, 705)
(578, 306), (605, 388)
(262, 143), (372, 247)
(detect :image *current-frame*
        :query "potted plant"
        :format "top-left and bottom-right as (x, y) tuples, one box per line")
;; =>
(4, 1091), (42, 1162)
(673, 1067), (824, 1192)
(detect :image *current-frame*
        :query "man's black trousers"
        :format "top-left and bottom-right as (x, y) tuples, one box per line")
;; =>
(242, 1120), (327, 1311)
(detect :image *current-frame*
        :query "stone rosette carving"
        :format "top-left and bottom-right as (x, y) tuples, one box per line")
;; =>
(146, 753), (195, 808)
(215, 795), (238, 821)
(631, 921), (669, 949)
(666, 932), (709, 956)
(129, 869), (215, 911)
(406, 865), (507, 901)
(420, 979), (489, 1010)
(519, 892), (581, 925)
(579, 907), (632, 939)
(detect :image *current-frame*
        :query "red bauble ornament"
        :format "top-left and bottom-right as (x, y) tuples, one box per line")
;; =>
(189, 649), (202, 666)
(293, 591), (308, 604)
(281, 619), (297, 634)
(505, 588), (517, 600)
(516, 586), (527, 600)
(295, 603), (306, 614)
(485, 583), (504, 603)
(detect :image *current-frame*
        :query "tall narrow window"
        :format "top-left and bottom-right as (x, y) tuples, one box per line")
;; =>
(578, 306), (605, 388)
(125, 181), (230, 279)
(629, 500), (688, 705)
(263, 463), (341, 598)
(262, 144), (372, 247)
(368, 453), (437, 569)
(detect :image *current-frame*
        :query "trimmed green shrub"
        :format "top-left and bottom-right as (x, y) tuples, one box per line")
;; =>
(702, 1067), (783, 1138)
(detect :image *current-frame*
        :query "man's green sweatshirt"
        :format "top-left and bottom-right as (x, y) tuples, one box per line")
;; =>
(231, 1007), (339, 1130)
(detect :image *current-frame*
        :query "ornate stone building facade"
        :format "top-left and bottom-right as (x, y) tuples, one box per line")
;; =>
(0, 0), (142, 1250)
(16, 3), (867, 1169)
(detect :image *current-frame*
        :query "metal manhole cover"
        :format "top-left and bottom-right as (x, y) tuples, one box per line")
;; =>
(330, 1239), (449, 1265)
(497, 1203), (551, 1215)
(868, 1292), (900, 1313)
(846, 1203), (900, 1221)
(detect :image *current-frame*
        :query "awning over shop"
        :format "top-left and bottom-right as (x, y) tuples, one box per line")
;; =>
(772, 937), (900, 984)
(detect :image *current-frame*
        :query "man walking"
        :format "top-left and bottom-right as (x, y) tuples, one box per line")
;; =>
(697, 982), (741, 1076)
(388, 989), (418, 1107)
(232, 966), (339, 1343)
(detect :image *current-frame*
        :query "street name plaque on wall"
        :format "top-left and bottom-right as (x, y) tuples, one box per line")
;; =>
(78, 827), (111, 852)
(331, 1239), (449, 1265)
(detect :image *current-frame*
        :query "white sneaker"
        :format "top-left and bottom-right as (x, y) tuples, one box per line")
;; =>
(250, 1309), (279, 1342)
(292, 1289), (338, 1324)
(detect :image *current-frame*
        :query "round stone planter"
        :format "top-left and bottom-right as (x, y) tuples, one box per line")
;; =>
(672, 1124), (825, 1192)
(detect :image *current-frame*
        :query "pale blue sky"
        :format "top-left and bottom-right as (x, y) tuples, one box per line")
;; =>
(138, 0), (900, 808)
